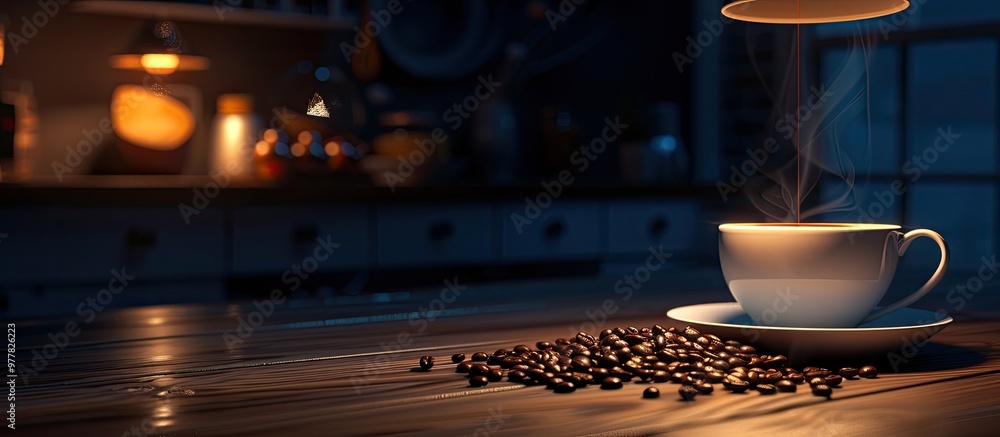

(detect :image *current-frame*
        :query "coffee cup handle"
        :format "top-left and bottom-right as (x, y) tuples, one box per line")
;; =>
(860, 229), (949, 325)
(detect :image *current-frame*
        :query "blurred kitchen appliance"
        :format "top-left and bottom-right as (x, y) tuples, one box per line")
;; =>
(109, 21), (208, 174)
(210, 94), (262, 180)
(109, 20), (209, 75)
(620, 101), (689, 185)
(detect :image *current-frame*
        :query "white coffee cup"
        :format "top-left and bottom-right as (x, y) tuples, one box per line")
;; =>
(718, 223), (948, 328)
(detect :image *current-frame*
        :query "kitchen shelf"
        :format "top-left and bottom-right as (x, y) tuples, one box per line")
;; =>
(72, 0), (355, 31)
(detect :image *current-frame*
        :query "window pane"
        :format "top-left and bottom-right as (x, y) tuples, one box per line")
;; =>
(907, 182), (995, 271)
(820, 45), (900, 174)
(819, 178), (903, 225)
(816, 1), (1000, 38)
(908, 39), (996, 175)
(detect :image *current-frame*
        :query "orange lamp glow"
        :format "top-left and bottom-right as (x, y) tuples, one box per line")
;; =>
(139, 54), (180, 75)
(111, 84), (195, 151)
(722, 0), (909, 24)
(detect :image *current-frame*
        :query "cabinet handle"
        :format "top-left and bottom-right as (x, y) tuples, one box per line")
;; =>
(544, 220), (566, 240)
(649, 216), (669, 237)
(428, 221), (454, 241)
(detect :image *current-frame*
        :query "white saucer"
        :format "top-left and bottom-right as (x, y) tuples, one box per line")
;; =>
(666, 302), (953, 361)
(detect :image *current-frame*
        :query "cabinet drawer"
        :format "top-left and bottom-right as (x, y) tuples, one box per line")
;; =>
(607, 200), (698, 254)
(0, 207), (225, 285)
(232, 206), (369, 274)
(501, 202), (602, 261)
(376, 205), (493, 267)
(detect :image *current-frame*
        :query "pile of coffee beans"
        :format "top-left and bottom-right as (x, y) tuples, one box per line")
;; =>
(417, 324), (878, 400)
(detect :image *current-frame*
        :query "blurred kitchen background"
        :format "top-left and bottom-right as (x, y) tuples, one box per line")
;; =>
(0, 0), (995, 318)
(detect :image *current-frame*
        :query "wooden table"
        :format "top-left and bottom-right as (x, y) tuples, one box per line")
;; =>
(13, 267), (1000, 436)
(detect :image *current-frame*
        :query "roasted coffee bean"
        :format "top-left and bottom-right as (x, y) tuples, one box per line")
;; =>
(456, 362), (473, 373)
(471, 364), (492, 377)
(643, 387), (660, 399)
(682, 326), (701, 341)
(706, 370), (726, 384)
(508, 370), (526, 382)
(805, 369), (831, 379)
(652, 370), (670, 383)
(600, 334), (620, 347)
(776, 379), (797, 392)
(622, 334), (645, 346)
(493, 349), (508, 357)
(546, 378), (565, 390)
(632, 368), (654, 381)
(676, 363), (697, 373)
(756, 383), (777, 395)
(654, 335), (667, 349)
(471, 352), (489, 362)
(809, 377), (826, 387)
(825, 374), (843, 387)
(612, 327), (628, 336)
(671, 372), (687, 383)
(511, 344), (530, 354)
(574, 372), (595, 387)
(576, 332), (597, 347)
(571, 356), (592, 371)
(679, 385), (699, 400)
(723, 378), (750, 393)
(812, 384), (832, 398)
(601, 377), (624, 390)
(739, 345), (756, 354)
(764, 370), (783, 383)
(554, 382), (576, 393)
(788, 373), (805, 384)
(859, 365), (878, 378)
(590, 367), (610, 381)
(696, 382), (714, 394)
(451, 353), (466, 363)
(501, 356), (521, 369)
(711, 359), (731, 371)
(652, 324), (668, 336)
(632, 344), (653, 356)
(839, 367), (859, 379)
(536, 341), (553, 350)
(599, 329), (615, 339)
(761, 355), (787, 369)
(487, 369), (504, 382)
(728, 357), (749, 368)
(469, 376), (489, 387)
(418, 356), (435, 371)
(596, 354), (620, 368)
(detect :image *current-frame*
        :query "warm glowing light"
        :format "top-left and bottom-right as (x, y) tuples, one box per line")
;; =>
(263, 129), (278, 144)
(721, 0), (909, 24)
(297, 130), (314, 145)
(324, 141), (341, 156)
(306, 92), (330, 118)
(111, 85), (195, 151)
(255, 141), (270, 156)
(110, 54), (210, 72)
(154, 405), (173, 419)
(290, 142), (306, 157)
(0, 24), (6, 66)
(140, 54), (180, 75)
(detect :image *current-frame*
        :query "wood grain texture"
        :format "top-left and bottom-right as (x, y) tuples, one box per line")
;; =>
(12, 269), (1000, 436)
